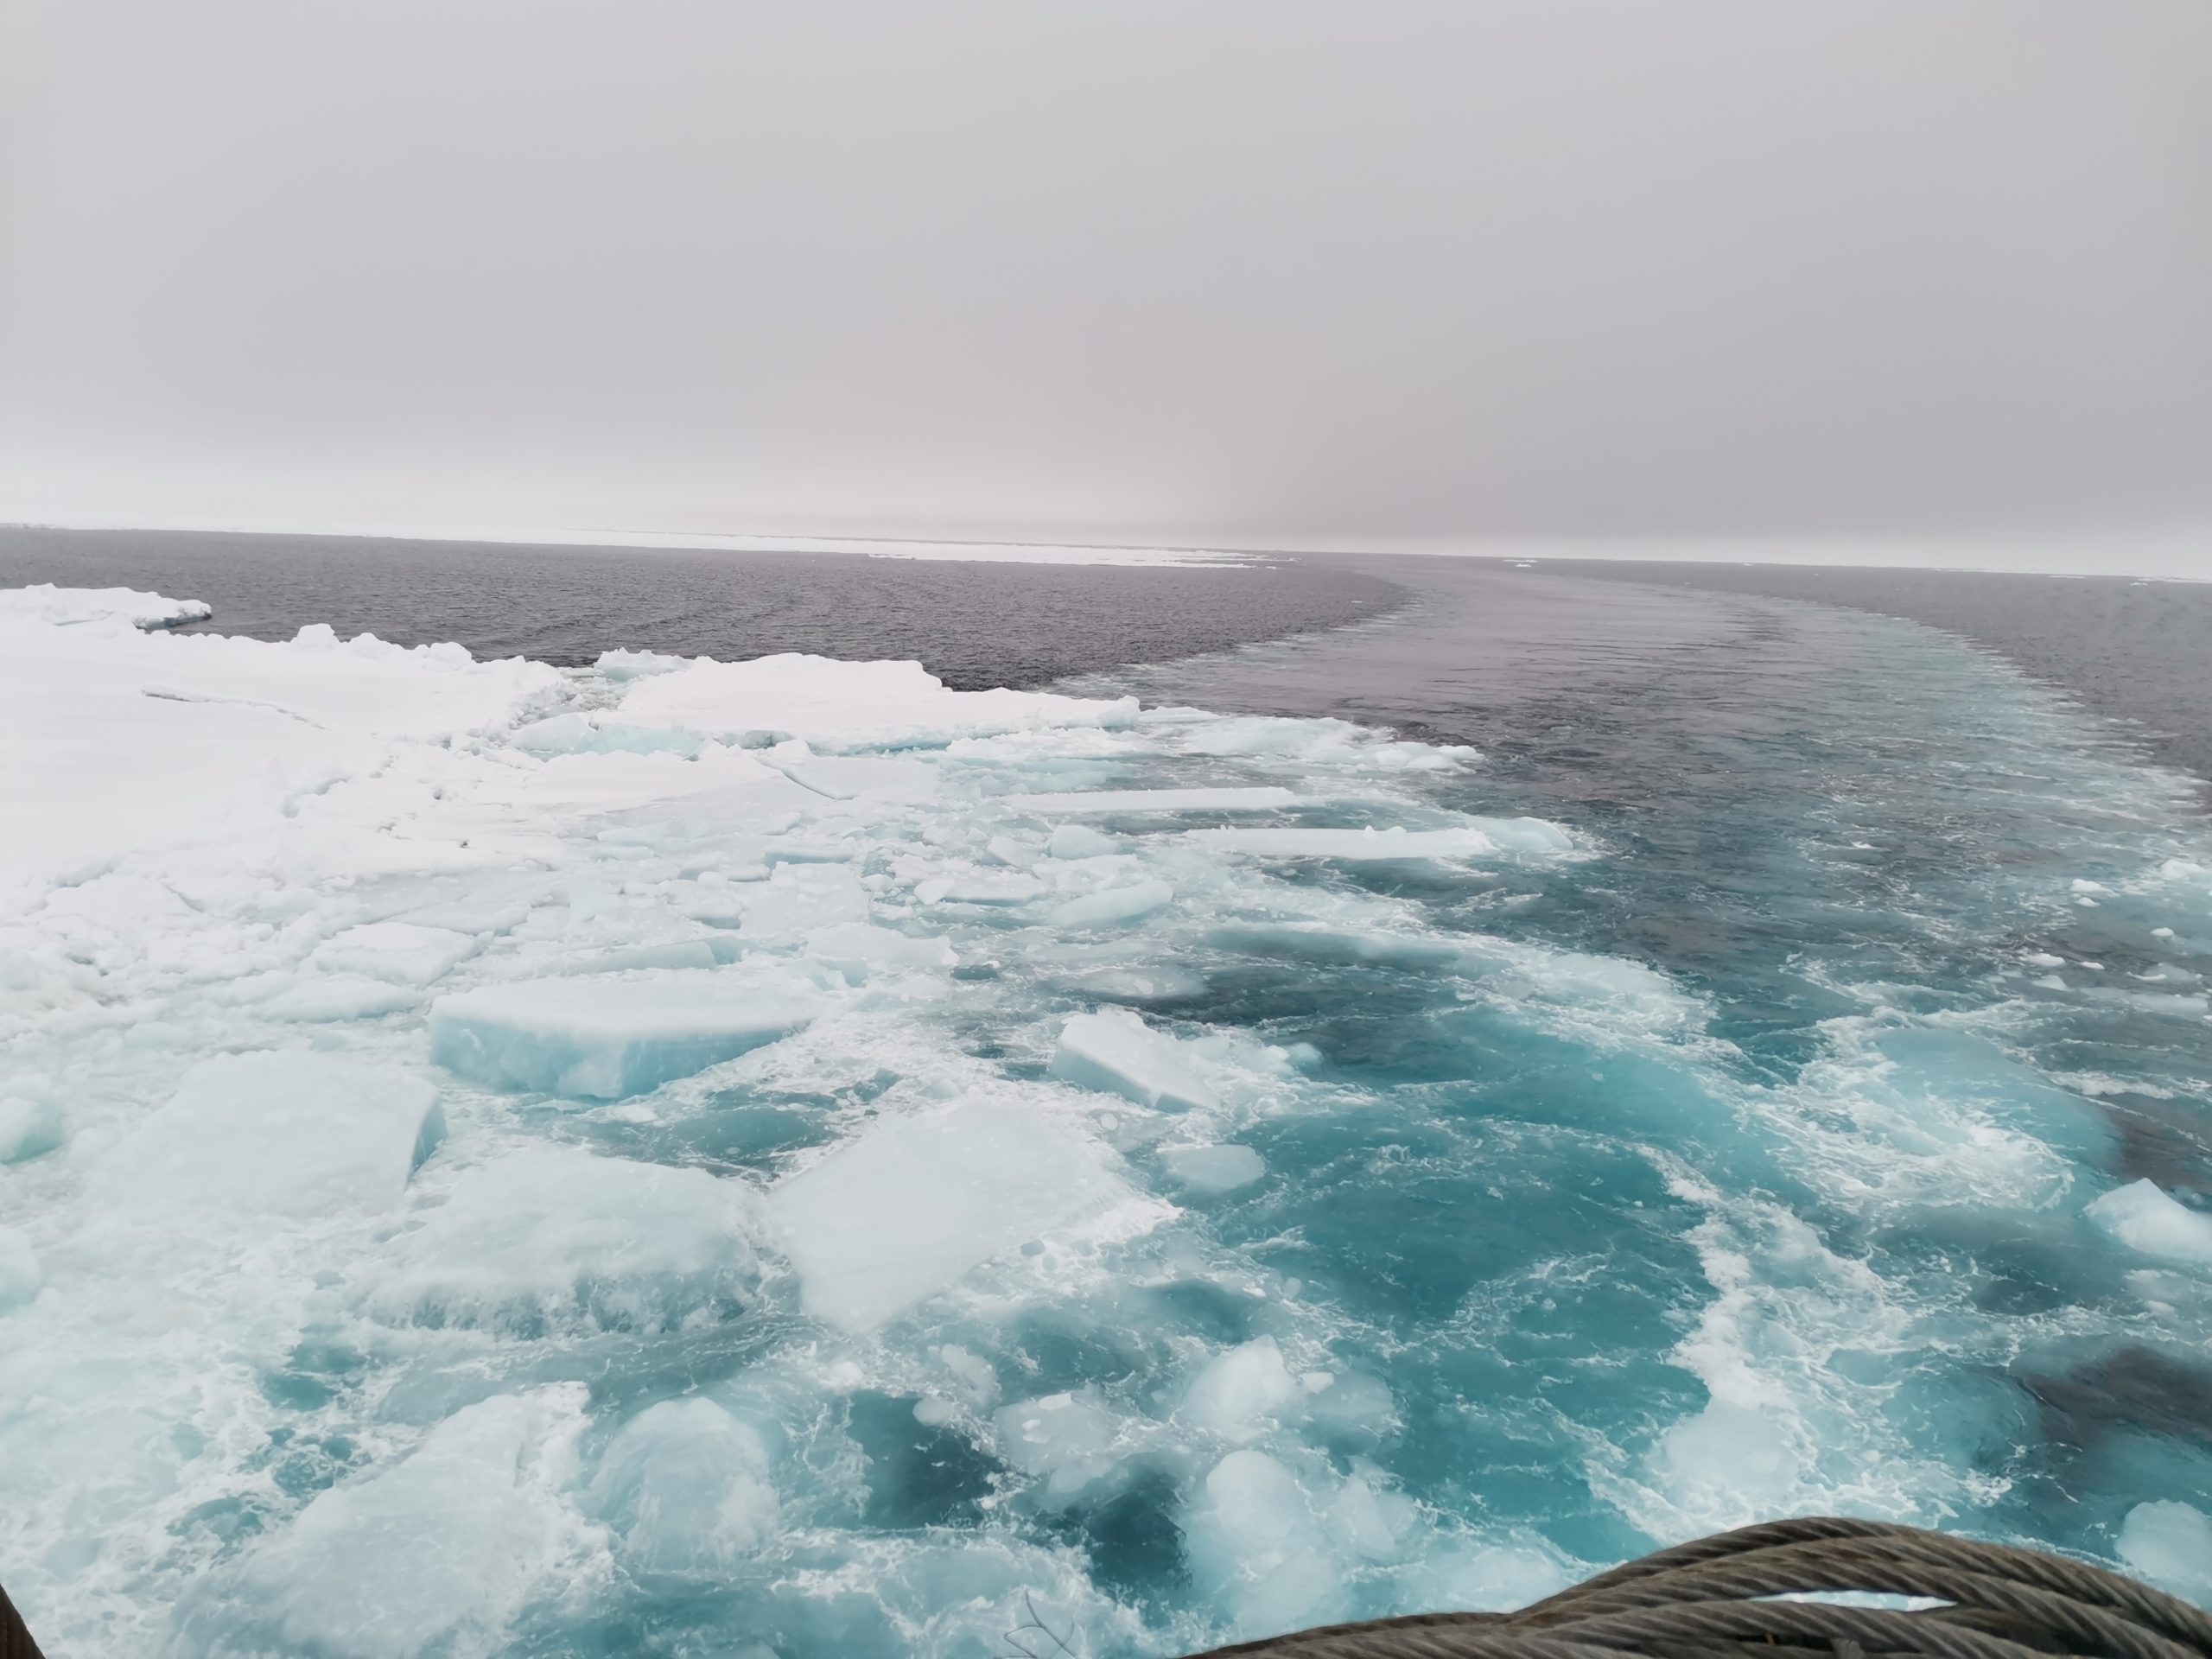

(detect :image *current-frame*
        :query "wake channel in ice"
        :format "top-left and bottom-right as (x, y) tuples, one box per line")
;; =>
(3, 588), (2208, 1657)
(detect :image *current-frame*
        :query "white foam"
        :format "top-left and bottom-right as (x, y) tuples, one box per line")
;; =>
(766, 1097), (1159, 1332)
(429, 969), (817, 1098)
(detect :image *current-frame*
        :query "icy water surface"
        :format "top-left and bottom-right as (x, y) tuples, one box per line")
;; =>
(0, 527), (1402, 687)
(1, 556), (2209, 1658)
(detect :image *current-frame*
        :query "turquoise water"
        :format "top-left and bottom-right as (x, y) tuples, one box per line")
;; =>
(5, 575), (2209, 1656)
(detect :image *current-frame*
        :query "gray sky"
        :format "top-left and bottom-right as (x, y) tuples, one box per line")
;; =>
(3, 1), (2209, 572)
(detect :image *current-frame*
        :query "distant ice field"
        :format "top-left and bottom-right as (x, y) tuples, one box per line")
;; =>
(2, 568), (2209, 1657)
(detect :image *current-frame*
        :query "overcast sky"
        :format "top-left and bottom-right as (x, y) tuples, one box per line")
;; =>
(3, 1), (2209, 571)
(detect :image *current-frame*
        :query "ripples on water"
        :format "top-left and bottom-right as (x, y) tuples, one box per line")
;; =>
(0, 528), (1402, 687)
(2, 533), (2208, 1654)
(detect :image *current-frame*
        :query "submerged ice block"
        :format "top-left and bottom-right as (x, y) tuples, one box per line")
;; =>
(1050, 1007), (1221, 1111)
(766, 1098), (1150, 1332)
(218, 1388), (594, 1659)
(588, 1397), (779, 1576)
(429, 969), (816, 1098)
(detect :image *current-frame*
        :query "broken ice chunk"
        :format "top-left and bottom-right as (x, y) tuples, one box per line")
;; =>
(368, 1146), (766, 1332)
(1180, 1338), (1300, 1445)
(214, 1388), (594, 1659)
(2084, 1178), (2212, 1265)
(92, 1051), (443, 1218)
(805, 922), (957, 979)
(1048, 880), (1175, 929)
(766, 1098), (1151, 1332)
(1160, 1143), (1266, 1192)
(1051, 1008), (1221, 1111)
(1046, 823), (1116, 859)
(429, 969), (816, 1098)
(1181, 1450), (1344, 1632)
(991, 1389), (1128, 1503)
(2117, 1500), (2212, 1605)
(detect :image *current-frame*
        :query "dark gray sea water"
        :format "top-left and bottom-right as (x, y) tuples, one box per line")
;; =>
(5, 528), (2210, 1654)
(0, 527), (1402, 690)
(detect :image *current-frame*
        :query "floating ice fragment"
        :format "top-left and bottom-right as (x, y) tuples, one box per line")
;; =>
(766, 1098), (1154, 1332)
(2117, 1500), (2212, 1605)
(1046, 823), (1116, 859)
(588, 1397), (779, 1575)
(1051, 1008), (1221, 1110)
(429, 969), (816, 1098)
(992, 1389), (1128, 1503)
(92, 1051), (442, 1218)
(369, 1146), (765, 1332)
(1160, 1144), (1267, 1192)
(1182, 1450), (1346, 1632)
(1048, 880), (1175, 929)
(2084, 1179), (2212, 1266)
(920, 869), (1045, 905)
(1010, 786), (1300, 814)
(1181, 1338), (1300, 1445)
(212, 1388), (597, 1659)
(806, 922), (957, 978)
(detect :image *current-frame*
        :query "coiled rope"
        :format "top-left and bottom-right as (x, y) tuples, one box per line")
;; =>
(1185, 1518), (2212, 1659)
(3, 1516), (2203, 1658)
